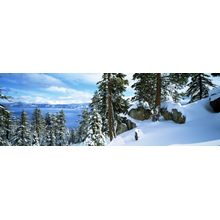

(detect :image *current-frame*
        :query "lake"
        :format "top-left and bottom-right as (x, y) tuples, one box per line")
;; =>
(7, 106), (88, 129)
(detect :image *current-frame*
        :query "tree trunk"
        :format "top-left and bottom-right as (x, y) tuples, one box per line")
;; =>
(199, 73), (203, 100)
(153, 73), (161, 121)
(107, 73), (114, 141)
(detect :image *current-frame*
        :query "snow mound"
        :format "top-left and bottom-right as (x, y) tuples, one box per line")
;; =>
(109, 98), (220, 146)
(161, 101), (185, 115)
(209, 87), (220, 101)
(128, 101), (150, 111)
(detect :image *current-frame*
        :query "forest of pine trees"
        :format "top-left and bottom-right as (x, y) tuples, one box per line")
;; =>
(0, 91), (69, 146)
(0, 73), (218, 146)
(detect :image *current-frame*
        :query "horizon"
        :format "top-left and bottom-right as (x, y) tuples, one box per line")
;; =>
(0, 73), (134, 104)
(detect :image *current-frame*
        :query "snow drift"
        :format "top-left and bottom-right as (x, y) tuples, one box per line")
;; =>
(109, 98), (220, 146)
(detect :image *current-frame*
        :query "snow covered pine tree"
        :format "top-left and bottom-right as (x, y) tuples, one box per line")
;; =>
(186, 73), (215, 102)
(44, 113), (56, 146)
(31, 108), (45, 145)
(85, 109), (105, 146)
(132, 73), (190, 121)
(55, 110), (68, 146)
(13, 111), (32, 146)
(95, 73), (129, 141)
(0, 88), (12, 145)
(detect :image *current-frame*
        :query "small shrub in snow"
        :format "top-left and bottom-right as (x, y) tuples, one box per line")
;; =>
(135, 129), (140, 141)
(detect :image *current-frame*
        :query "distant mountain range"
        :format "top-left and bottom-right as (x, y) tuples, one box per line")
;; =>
(2, 102), (90, 109)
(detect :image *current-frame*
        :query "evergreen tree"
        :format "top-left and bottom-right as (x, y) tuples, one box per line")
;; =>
(90, 90), (102, 111)
(32, 131), (40, 146)
(0, 89), (12, 145)
(44, 113), (56, 146)
(162, 73), (190, 102)
(68, 129), (78, 145)
(13, 111), (31, 146)
(131, 73), (157, 108)
(0, 106), (12, 145)
(56, 110), (68, 146)
(186, 73), (215, 102)
(77, 109), (90, 143)
(31, 108), (45, 145)
(95, 73), (129, 141)
(132, 73), (190, 108)
(131, 73), (190, 121)
(84, 109), (105, 146)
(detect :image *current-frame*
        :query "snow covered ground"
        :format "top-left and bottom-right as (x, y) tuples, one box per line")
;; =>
(109, 98), (220, 146)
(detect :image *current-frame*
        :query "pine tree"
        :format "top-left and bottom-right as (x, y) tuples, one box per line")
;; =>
(131, 73), (190, 121)
(0, 106), (12, 145)
(44, 113), (56, 146)
(31, 108), (45, 145)
(131, 73), (157, 108)
(132, 73), (190, 105)
(90, 90), (102, 111)
(95, 73), (129, 141)
(32, 131), (40, 146)
(77, 108), (90, 143)
(13, 111), (32, 146)
(84, 109), (105, 146)
(56, 110), (68, 146)
(186, 73), (215, 102)
(68, 129), (78, 145)
(0, 89), (12, 145)
(162, 73), (190, 102)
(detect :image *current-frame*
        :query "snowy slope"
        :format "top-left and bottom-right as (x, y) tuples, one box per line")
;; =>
(109, 98), (220, 146)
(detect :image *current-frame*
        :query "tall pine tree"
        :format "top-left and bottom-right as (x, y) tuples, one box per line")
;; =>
(13, 111), (32, 146)
(0, 88), (12, 145)
(56, 110), (68, 146)
(31, 108), (45, 145)
(77, 108), (90, 143)
(132, 73), (190, 121)
(95, 73), (129, 141)
(44, 113), (56, 146)
(186, 73), (215, 102)
(84, 109), (105, 146)
(131, 73), (157, 108)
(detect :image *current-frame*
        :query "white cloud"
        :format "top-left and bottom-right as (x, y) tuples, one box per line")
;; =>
(18, 85), (93, 104)
(25, 73), (65, 87)
(46, 86), (69, 93)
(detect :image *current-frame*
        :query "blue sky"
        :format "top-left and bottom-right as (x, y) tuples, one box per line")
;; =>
(0, 73), (134, 104)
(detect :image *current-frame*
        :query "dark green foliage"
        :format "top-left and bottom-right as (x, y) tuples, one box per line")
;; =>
(132, 73), (190, 110)
(13, 111), (32, 146)
(55, 110), (68, 146)
(68, 129), (78, 145)
(32, 108), (45, 145)
(94, 73), (129, 138)
(44, 113), (56, 146)
(0, 88), (13, 145)
(85, 109), (105, 146)
(160, 73), (190, 102)
(132, 73), (157, 109)
(77, 108), (90, 143)
(44, 111), (68, 146)
(0, 106), (12, 145)
(186, 73), (215, 102)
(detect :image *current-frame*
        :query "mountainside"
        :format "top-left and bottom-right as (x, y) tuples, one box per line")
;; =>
(109, 98), (220, 146)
